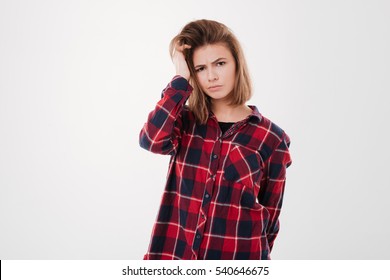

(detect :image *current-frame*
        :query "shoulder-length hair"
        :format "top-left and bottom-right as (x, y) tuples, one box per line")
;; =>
(169, 19), (252, 124)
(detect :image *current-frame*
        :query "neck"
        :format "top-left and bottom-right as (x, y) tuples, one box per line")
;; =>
(211, 100), (252, 122)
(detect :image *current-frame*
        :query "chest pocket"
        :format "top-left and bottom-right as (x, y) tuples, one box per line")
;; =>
(223, 145), (262, 187)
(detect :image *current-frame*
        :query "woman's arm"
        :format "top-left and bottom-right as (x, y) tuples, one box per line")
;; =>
(139, 76), (192, 155)
(258, 132), (292, 251)
(139, 41), (192, 155)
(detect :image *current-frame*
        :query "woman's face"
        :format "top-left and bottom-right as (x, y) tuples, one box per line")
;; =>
(193, 43), (236, 102)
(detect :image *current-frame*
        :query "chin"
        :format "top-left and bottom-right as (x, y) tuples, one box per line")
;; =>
(205, 92), (230, 100)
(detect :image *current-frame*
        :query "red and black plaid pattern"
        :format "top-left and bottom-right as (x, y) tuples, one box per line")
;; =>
(139, 76), (292, 260)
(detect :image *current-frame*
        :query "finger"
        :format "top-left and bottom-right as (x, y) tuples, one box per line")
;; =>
(175, 40), (191, 49)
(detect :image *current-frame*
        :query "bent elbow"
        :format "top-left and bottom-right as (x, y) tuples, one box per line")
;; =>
(139, 133), (174, 155)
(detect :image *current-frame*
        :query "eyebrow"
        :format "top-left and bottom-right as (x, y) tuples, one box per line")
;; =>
(194, 57), (227, 68)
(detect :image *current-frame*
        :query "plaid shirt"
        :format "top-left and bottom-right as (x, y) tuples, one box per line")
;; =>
(139, 76), (292, 260)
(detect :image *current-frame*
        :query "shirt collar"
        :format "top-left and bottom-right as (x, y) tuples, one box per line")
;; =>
(247, 105), (263, 123)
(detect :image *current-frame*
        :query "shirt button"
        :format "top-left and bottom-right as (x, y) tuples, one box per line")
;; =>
(196, 234), (201, 239)
(213, 154), (218, 159)
(205, 193), (210, 199)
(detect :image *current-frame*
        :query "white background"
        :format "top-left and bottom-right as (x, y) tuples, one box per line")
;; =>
(1, 0), (389, 259)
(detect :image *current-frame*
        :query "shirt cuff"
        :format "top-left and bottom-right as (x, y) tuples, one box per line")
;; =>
(171, 75), (193, 91)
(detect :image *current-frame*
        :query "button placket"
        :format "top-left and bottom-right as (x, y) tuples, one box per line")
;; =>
(194, 135), (221, 255)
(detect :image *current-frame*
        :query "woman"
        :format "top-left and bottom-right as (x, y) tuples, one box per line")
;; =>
(139, 19), (292, 260)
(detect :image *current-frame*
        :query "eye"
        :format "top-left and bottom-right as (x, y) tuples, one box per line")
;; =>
(195, 67), (205, 72)
(216, 61), (226, 66)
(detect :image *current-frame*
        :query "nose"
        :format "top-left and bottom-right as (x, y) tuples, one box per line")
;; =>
(207, 69), (218, 82)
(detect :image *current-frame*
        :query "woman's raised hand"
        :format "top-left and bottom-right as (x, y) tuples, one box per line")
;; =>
(171, 41), (191, 80)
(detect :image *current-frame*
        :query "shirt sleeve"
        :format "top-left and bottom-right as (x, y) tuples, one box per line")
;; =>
(258, 131), (292, 252)
(139, 75), (193, 155)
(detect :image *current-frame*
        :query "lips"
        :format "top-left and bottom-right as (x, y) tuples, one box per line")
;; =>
(208, 85), (223, 91)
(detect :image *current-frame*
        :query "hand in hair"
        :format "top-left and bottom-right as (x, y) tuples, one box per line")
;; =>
(171, 41), (191, 80)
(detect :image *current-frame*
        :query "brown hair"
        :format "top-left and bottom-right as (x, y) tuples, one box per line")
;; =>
(169, 19), (252, 124)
